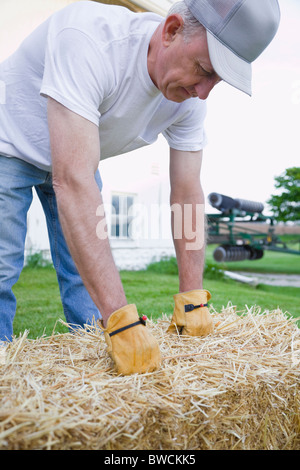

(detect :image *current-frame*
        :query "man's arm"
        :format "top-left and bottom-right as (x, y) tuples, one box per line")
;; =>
(47, 97), (127, 325)
(169, 147), (206, 292)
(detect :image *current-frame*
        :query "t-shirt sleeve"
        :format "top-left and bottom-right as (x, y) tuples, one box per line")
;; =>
(162, 99), (208, 152)
(40, 27), (108, 126)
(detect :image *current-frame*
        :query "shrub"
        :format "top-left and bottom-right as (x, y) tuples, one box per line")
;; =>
(146, 256), (225, 279)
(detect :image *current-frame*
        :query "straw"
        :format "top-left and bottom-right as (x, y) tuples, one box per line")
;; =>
(0, 305), (299, 450)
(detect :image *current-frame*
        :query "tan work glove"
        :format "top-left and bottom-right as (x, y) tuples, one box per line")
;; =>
(99, 304), (161, 375)
(167, 289), (213, 336)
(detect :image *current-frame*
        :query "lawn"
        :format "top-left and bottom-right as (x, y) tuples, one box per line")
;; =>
(205, 243), (300, 274)
(11, 246), (300, 340)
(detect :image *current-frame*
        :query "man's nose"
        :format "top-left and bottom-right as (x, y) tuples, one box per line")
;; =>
(194, 75), (221, 100)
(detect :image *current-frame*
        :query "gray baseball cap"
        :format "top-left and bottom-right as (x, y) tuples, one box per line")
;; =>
(183, 0), (281, 95)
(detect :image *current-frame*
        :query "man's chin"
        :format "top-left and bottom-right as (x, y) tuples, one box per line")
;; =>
(164, 91), (190, 103)
(163, 87), (195, 103)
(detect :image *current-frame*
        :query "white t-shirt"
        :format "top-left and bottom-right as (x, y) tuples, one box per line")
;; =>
(0, 1), (207, 171)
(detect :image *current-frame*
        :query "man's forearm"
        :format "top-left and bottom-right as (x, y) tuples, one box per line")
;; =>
(47, 99), (127, 325)
(53, 176), (127, 325)
(171, 193), (206, 292)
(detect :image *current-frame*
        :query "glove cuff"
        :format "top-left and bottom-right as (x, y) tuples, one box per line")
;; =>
(171, 290), (211, 325)
(99, 304), (147, 336)
(109, 316), (147, 337)
(173, 289), (211, 304)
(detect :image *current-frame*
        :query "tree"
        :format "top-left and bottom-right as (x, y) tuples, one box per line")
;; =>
(267, 167), (300, 222)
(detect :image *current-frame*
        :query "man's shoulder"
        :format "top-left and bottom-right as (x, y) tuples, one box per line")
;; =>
(57, 1), (134, 21)
(50, 1), (161, 40)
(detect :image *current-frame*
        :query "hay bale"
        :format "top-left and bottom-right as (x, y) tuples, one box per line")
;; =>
(0, 306), (299, 450)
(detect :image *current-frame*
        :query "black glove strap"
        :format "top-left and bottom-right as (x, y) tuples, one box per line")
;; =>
(184, 303), (208, 312)
(109, 316), (147, 337)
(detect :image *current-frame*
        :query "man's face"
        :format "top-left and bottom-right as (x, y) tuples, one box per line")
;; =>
(151, 16), (221, 103)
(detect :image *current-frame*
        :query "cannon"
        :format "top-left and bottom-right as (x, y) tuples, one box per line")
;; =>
(208, 192), (264, 215)
(206, 192), (299, 262)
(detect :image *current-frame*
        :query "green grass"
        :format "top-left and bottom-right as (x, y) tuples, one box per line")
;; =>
(205, 244), (300, 274)
(12, 266), (67, 338)
(12, 245), (300, 340)
(121, 271), (300, 321)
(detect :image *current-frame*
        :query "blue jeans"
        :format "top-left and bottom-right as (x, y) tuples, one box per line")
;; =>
(0, 155), (101, 342)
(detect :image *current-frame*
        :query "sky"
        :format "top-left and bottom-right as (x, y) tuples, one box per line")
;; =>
(0, 0), (299, 214)
(202, 0), (300, 210)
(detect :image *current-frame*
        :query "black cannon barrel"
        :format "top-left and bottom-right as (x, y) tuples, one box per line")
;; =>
(208, 193), (264, 214)
(234, 198), (264, 214)
(208, 193), (239, 211)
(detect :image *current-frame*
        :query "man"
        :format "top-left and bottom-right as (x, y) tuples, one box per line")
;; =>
(0, 0), (280, 374)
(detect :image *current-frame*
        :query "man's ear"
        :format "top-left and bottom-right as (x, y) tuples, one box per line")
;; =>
(162, 14), (184, 46)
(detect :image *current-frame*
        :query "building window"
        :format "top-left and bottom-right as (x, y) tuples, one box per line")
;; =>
(111, 194), (135, 239)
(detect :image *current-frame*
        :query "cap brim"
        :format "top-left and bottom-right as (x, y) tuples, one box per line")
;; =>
(206, 31), (252, 96)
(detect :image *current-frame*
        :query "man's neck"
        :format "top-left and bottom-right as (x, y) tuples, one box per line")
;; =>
(147, 24), (163, 89)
